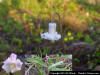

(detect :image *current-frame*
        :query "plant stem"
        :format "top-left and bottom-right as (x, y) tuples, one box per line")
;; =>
(52, 12), (65, 48)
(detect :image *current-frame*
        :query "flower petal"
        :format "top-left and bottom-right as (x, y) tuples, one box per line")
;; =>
(3, 58), (12, 64)
(16, 59), (23, 71)
(9, 53), (17, 61)
(41, 32), (61, 40)
(2, 64), (10, 73)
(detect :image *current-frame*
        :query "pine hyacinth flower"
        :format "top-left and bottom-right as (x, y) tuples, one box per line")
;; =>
(41, 23), (61, 41)
(2, 53), (23, 73)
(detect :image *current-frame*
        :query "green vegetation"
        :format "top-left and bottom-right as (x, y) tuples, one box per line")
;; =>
(26, 55), (72, 74)
(0, 0), (100, 73)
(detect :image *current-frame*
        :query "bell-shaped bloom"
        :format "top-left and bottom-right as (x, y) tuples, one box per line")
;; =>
(41, 23), (61, 41)
(2, 53), (23, 73)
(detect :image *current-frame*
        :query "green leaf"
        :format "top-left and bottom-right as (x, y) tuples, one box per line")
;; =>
(40, 29), (44, 33)
(56, 54), (59, 62)
(42, 48), (49, 55)
(84, 35), (92, 43)
(48, 57), (54, 65)
(23, 13), (27, 21)
(48, 61), (64, 70)
(35, 38), (41, 43)
(61, 55), (72, 58)
(7, 20), (13, 25)
(77, 32), (83, 39)
(27, 58), (47, 67)
(39, 68), (46, 75)
(54, 68), (71, 71)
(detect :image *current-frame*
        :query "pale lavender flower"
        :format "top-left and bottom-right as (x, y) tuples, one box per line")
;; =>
(41, 23), (61, 41)
(2, 53), (23, 73)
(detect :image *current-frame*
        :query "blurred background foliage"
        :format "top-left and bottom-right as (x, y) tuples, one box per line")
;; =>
(0, 0), (100, 33)
(0, 0), (100, 54)
(0, 0), (100, 71)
